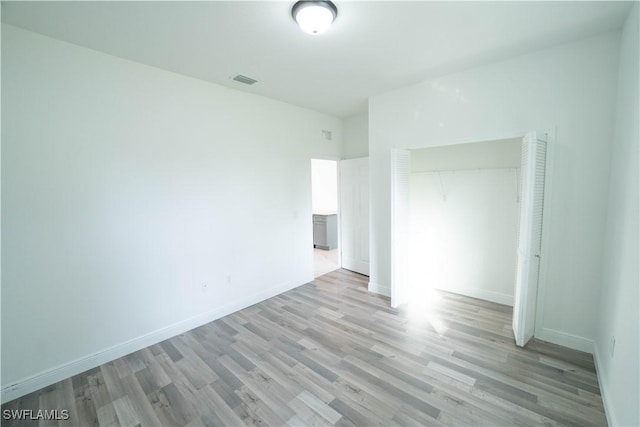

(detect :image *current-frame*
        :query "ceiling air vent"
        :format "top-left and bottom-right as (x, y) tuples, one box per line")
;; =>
(232, 74), (258, 85)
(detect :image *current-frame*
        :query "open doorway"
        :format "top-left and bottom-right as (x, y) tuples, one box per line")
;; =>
(311, 159), (340, 277)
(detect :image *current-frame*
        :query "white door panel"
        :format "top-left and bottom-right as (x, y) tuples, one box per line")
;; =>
(340, 157), (369, 275)
(513, 131), (548, 347)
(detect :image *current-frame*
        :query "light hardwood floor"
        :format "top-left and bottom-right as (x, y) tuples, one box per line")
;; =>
(313, 248), (339, 278)
(2, 269), (607, 426)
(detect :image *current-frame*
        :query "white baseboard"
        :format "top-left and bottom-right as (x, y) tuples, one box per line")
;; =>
(435, 286), (513, 306)
(532, 329), (620, 426)
(1, 278), (304, 404)
(592, 342), (616, 427)
(368, 281), (390, 297)
(534, 327), (594, 353)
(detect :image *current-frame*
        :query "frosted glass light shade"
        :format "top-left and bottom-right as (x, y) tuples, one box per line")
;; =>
(292, 1), (337, 35)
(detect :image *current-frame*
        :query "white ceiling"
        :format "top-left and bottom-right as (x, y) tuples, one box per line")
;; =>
(1, 1), (632, 118)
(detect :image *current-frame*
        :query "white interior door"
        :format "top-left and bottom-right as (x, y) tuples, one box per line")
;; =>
(391, 149), (411, 308)
(339, 157), (369, 275)
(513, 131), (548, 346)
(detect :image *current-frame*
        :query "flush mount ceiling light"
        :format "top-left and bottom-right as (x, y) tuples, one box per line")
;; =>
(291, 1), (338, 35)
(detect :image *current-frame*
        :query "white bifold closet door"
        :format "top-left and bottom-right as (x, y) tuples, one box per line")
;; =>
(391, 149), (411, 308)
(513, 131), (548, 347)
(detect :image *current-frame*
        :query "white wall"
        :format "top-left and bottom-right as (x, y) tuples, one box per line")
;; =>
(410, 141), (521, 306)
(311, 159), (338, 213)
(343, 112), (368, 159)
(411, 139), (521, 172)
(595, 5), (639, 427)
(369, 31), (620, 350)
(1, 25), (342, 397)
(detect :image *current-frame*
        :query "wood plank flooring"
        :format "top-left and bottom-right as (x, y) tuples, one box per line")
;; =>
(2, 269), (607, 426)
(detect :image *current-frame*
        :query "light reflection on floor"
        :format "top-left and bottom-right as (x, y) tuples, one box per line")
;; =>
(407, 285), (448, 335)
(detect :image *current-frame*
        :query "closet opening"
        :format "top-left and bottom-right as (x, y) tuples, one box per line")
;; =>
(391, 132), (551, 347)
(408, 138), (523, 312)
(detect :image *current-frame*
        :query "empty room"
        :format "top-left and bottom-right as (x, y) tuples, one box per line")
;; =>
(1, 1), (638, 426)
